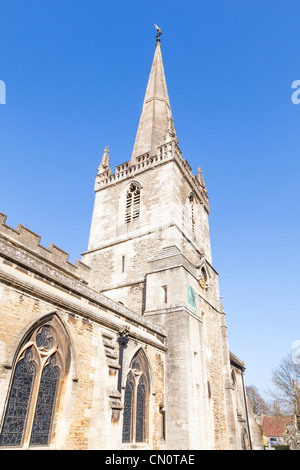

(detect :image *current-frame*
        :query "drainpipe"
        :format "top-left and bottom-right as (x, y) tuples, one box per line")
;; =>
(117, 326), (130, 392)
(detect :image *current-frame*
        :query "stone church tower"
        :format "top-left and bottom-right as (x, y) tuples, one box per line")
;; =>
(0, 31), (262, 451)
(81, 35), (240, 450)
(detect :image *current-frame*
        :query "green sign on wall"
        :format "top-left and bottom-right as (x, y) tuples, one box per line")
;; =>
(187, 285), (197, 313)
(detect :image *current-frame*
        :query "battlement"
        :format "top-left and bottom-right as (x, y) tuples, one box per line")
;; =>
(95, 140), (209, 211)
(0, 212), (90, 280)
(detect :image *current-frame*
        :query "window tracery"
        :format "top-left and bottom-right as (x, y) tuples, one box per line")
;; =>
(0, 316), (69, 448)
(122, 349), (150, 444)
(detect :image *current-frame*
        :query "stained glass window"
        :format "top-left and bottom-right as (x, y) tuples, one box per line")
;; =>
(131, 355), (141, 372)
(135, 375), (146, 442)
(0, 349), (36, 447)
(36, 326), (55, 350)
(122, 373), (134, 443)
(30, 354), (60, 446)
(0, 317), (68, 448)
(122, 350), (149, 444)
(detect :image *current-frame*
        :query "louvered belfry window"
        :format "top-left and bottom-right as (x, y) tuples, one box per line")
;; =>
(125, 183), (140, 224)
(189, 192), (195, 232)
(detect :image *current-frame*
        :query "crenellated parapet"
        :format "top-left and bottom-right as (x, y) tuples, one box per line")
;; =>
(94, 140), (209, 212)
(0, 212), (90, 280)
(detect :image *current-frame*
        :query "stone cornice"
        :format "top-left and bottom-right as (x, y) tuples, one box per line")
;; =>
(0, 237), (167, 345)
(144, 304), (204, 322)
(0, 263), (167, 352)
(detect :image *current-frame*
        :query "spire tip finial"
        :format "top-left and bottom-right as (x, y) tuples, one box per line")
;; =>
(154, 24), (162, 43)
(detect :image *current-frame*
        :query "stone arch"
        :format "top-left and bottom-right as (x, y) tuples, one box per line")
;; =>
(0, 311), (72, 448)
(121, 348), (152, 444)
(6, 310), (77, 380)
(122, 346), (155, 395)
(123, 181), (142, 224)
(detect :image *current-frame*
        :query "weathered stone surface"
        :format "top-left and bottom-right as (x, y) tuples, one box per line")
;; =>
(0, 38), (261, 451)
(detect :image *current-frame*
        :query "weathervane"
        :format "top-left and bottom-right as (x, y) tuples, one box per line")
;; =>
(154, 24), (162, 43)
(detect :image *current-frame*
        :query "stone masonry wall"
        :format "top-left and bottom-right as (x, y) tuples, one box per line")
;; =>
(0, 227), (167, 450)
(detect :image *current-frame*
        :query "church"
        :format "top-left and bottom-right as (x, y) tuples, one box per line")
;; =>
(0, 31), (262, 450)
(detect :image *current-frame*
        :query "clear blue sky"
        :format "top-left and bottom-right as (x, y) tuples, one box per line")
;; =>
(1, 0), (299, 402)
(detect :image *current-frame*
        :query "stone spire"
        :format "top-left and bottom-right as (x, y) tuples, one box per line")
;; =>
(131, 32), (177, 161)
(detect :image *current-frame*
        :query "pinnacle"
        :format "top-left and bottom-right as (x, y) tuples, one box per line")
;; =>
(98, 146), (110, 174)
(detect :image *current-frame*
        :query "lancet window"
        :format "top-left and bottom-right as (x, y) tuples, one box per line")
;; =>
(125, 183), (141, 224)
(122, 349), (150, 444)
(0, 315), (69, 448)
(189, 192), (195, 232)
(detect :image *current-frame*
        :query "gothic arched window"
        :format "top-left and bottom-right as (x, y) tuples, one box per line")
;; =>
(189, 192), (195, 232)
(0, 315), (70, 448)
(122, 371), (135, 443)
(125, 183), (141, 224)
(122, 349), (150, 444)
